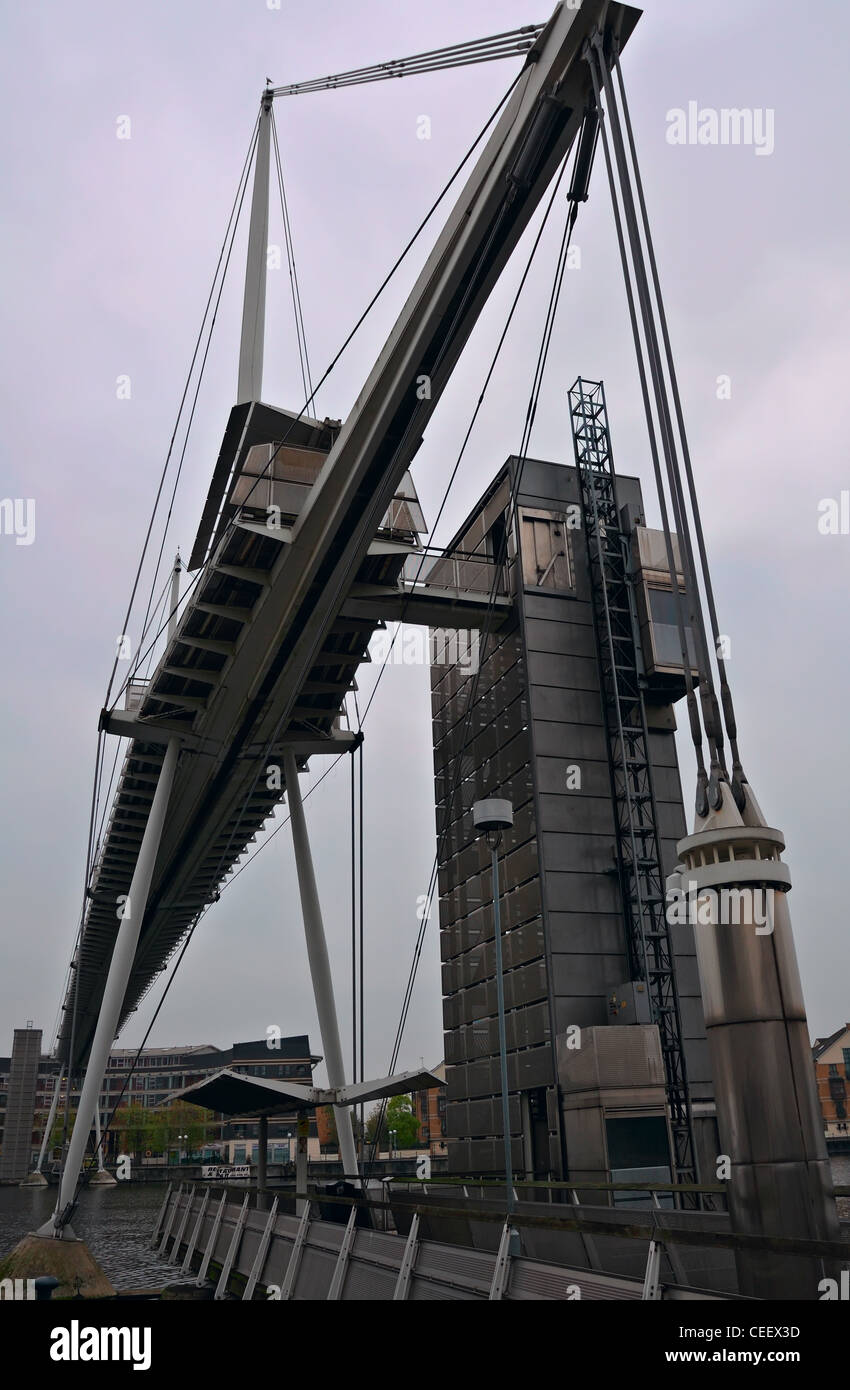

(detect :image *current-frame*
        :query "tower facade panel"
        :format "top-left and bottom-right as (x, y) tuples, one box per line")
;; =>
(431, 455), (715, 1181)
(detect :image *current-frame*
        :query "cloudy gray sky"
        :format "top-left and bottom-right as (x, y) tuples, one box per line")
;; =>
(1, 0), (848, 1085)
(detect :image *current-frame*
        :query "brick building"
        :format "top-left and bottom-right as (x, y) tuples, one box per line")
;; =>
(812, 1024), (850, 1137)
(413, 1061), (448, 1157)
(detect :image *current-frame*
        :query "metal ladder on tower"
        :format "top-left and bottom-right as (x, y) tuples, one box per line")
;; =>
(568, 375), (698, 1200)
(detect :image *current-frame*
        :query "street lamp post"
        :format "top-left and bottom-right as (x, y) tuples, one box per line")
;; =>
(472, 797), (514, 1219)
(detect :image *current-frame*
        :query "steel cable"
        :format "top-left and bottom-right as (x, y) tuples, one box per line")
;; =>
(585, 41), (712, 814)
(611, 46), (747, 801)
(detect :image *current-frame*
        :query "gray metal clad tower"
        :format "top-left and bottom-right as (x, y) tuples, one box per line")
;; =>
(0, 1026), (42, 1182)
(431, 451), (715, 1184)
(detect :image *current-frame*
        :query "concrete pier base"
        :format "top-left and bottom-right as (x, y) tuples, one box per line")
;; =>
(88, 1168), (117, 1187)
(19, 1171), (48, 1187)
(0, 1233), (116, 1299)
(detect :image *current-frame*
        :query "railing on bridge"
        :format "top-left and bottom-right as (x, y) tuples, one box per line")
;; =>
(150, 1182), (659, 1301)
(150, 1178), (849, 1301)
(401, 545), (513, 598)
(232, 444), (428, 542)
(124, 677), (150, 712)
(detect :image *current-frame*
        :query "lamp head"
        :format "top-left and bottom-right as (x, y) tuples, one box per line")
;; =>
(472, 797), (513, 850)
(472, 797), (513, 832)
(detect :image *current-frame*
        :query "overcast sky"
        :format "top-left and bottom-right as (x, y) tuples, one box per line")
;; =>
(1, 0), (848, 1085)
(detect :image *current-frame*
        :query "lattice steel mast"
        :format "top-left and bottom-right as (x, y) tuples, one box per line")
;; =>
(569, 376), (698, 1194)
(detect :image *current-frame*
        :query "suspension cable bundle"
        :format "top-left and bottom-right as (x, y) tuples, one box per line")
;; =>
(585, 30), (745, 819)
(270, 26), (544, 98)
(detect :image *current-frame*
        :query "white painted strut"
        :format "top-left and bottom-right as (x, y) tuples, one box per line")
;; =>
(93, 1104), (107, 1172)
(89, 1102), (117, 1185)
(168, 552), (181, 642)
(237, 92), (272, 404)
(34, 1066), (64, 1173)
(47, 735), (181, 1234)
(283, 749), (359, 1180)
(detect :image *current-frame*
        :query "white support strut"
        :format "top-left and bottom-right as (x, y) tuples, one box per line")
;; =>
(93, 1104), (106, 1172)
(47, 734), (181, 1235)
(283, 749), (359, 1181)
(34, 1066), (64, 1174)
(237, 92), (272, 404)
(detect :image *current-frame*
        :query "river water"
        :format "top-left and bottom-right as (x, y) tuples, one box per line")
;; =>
(0, 1182), (186, 1290)
(2, 1158), (847, 1291)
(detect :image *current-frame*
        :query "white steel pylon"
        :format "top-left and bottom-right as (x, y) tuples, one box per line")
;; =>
(43, 557), (184, 1236)
(237, 89), (272, 405)
(283, 749), (360, 1180)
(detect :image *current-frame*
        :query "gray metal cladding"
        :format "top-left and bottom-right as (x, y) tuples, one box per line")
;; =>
(431, 456), (711, 1175)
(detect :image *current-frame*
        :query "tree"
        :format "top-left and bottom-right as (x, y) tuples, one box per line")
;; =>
(50, 1109), (76, 1152)
(111, 1101), (214, 1163)
(115, 1105), (151, 1161)
(365, 1104), (384, 1147)
(159, 1102), (215, 1157)
(386, 1094), (419, 1149)
(366, 1095), (419, 1150)
(318, 1105), (361, 1153)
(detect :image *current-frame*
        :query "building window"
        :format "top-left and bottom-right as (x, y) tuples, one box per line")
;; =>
(843, 1048), (850, 1080)
(647, 586), (684, 626)
(486, 513), (508, 567)
(829, 1064), (839, 1077)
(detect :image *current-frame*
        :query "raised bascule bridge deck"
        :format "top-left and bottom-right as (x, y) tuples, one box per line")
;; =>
(59, 401), (511, 1074)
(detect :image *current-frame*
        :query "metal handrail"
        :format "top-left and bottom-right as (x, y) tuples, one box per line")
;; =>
(390, 1175), (850, 1196)
(264, 1186), (850, 1260)
(401, 546), (514, 595)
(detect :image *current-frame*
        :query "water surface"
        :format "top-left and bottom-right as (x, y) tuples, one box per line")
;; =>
(0, 1183), (177, 1290)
